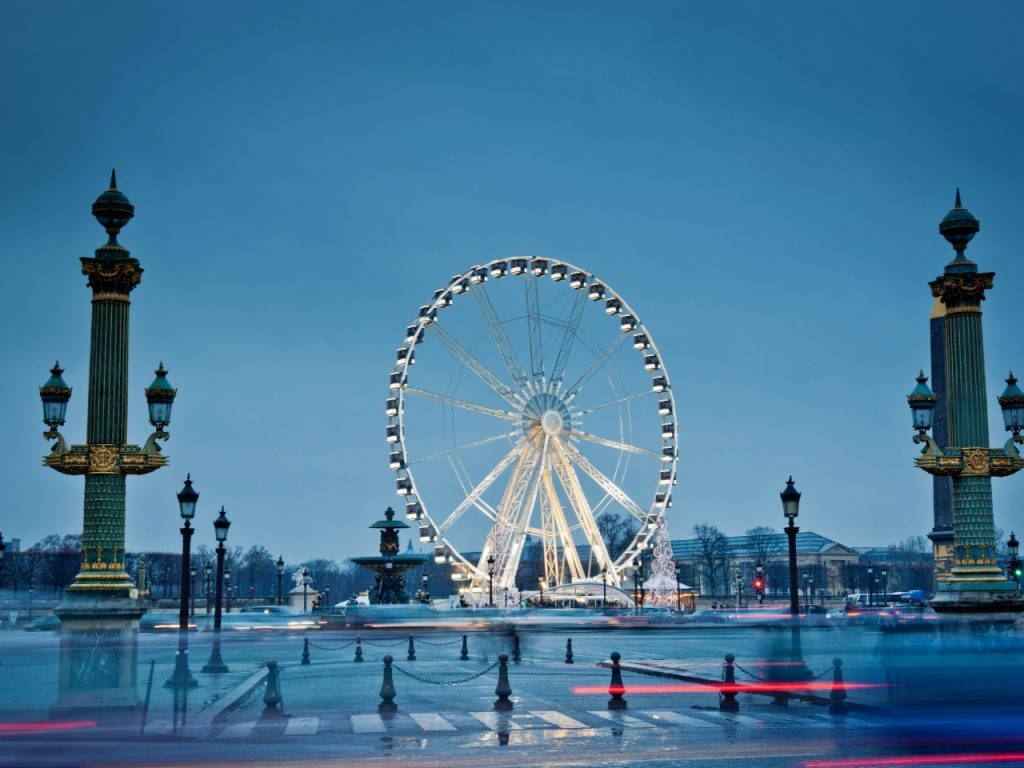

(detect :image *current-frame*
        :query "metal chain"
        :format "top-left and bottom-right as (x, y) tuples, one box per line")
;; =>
(361, 638), (409, 648)
(733, 663), (770, 683)
(307, 639), (356, 651)
(391, 661), (500, 686)
(414, 637), (463, 647)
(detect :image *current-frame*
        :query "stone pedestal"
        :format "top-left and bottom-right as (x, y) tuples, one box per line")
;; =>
(930, 581), (1024, 626)
(52, 596), (145, 720)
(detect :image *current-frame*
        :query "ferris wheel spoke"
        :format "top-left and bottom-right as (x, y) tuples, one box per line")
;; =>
(571, 430), (662, 459)
(495, 438), (548, 588)
(438, 441), (525, 532)
(471, 282), (528, 390)
(410, 431), (519, 465)
(578, 390), (653, 416)
(550, 288), (587, 385)
(563, 444), (648, 522)
(565, 332), (629, 398)
(426, 323), (521, 407)
(549, 438), (616, 573)
(404, 387), (520, 423)
(540, 468), (585, 583)
(447, 456), (498, 522)
(525, 273), (545, 384)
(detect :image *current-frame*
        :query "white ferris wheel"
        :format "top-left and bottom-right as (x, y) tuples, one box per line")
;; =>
(386, 258), (677, 597)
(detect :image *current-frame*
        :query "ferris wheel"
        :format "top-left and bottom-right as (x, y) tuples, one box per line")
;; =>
(386, 258), (677, 595)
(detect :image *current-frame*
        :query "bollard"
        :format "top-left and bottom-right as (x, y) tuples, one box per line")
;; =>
(719, 653), (739, 711)
(301, 638), (311, 665)
(354, 636), (364, 662)
(379, 655), (397, 713)
(829, 657), (848, 715)
(565, 638), (574, 664)
(460, 634), (469, 661)
(512, 634), (522, 664)
(607, 651), (627, 710)
(494, 652), (513, 711)
(263, 660), (283, 717)
(407, 635), (416, 661)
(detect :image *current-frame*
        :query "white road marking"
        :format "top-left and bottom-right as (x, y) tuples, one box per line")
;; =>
(645, 710), (719, 727)
(351, 714), (387, 733)
(284, 717), (319, 735)
(588, 710), (658, 728)
(470, 711), (522, 730)
(410, 712), (457, 731)
(531, 711), (589, 729)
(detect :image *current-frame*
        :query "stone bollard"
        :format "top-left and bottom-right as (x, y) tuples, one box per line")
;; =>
(607, 651), (627, 710)
(494, 652), (513, 711)
(262, 660), (283, 717)
(719, 653), (739, 711)
(565, 638), (574, 664)
(301, 638), (311, 665)
(829, 657), (848, 715)
(379, 655), (397, 713)
(460, 634), (469, 661)
(407, 635), (417, 661)
(354, 636), (364, 662)
(512, 634), (522, 664)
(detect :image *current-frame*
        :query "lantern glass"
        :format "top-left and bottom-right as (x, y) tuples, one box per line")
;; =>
(177, 474), (198, 520)
(911, 401), (935, 431)
(214, 506), (231, 542)
(780, 477), (801, 520)
(277, 556), (285, 575)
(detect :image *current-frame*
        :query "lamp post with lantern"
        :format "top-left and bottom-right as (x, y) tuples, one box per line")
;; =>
(204, 563), (212, 615)
(201, 507), (230, 674)
(276, 556), (285, 606)
(487, 554), (495, 608)
(224, 569), (232, 613)
(302, 568), (310, 613)
(1008, 532), (1021, 591)
(538, 577), (546, 607)
(166, 475), (199, 689)
(906, 192), (1024, 617)
(781, 477), (812, 681)
(39, 174), (184, 715)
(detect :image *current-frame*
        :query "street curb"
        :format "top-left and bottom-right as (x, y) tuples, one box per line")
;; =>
(195, 665), (270, 726)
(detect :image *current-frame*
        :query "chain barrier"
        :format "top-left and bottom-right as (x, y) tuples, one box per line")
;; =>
(732, 662), (834, 683)
(391, 661), (500, 687)
(414, 637), (463, 647)
(360, 638), (409, 648)
(307, 639), (357, 652)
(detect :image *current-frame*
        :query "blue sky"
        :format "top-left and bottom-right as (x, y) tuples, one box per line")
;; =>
(2, 2), (1022, 566)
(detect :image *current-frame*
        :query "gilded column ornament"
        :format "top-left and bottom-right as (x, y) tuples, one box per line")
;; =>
(907, 190), (1023, 616)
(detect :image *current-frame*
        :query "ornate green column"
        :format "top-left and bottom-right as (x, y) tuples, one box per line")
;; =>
(41, 173), (174, 716)
(909, 191), (1023, 619)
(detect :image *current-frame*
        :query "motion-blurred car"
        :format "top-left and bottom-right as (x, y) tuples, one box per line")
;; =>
(24, 615), (61, 632)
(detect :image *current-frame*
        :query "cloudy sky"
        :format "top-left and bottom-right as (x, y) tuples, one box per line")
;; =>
(2, 2), (1022, 567)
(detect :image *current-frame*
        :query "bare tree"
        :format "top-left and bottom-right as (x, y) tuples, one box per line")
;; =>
(597, 511), (640, 561)
(888, 535), (933, 593)
(693, 523), (729, 596)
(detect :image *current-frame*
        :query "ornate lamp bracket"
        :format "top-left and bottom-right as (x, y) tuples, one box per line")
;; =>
(43, 442), (168, 475)
(141, 428), (170, 456)
(913, 445), (1024, 478)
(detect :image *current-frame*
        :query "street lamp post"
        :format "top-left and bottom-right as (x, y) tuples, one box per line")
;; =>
(781, 477), (812, 681)
(802, 572), (809, 610)
(224, 569), (232, 613)
(675, 565), (682, 612)
(486, 554), (495, 608)
(204, 563), (212, 615)
(166, 475), (199, 689)
(632, 559), (646, 615)
(421, 573), (430, 604)
(39, 175), (182, 714)
(866, 566), (874, 606)
(755, 562), (764, 607)
(538, 577), (546, 606)
(601, 566), (608, 611)
(905, 194), (1024, 615)
(201, 507), (230, 674)
(302, 567), (310, 613)
(880, 569), (888, 602)
(1008, 532), (1021, 591)
(276, 556), (285, 606)
(735, 571), (742, 609)
(189, 567), (196, 618)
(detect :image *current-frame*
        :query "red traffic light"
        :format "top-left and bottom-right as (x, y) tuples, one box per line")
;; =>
(753, 579), (763, 590)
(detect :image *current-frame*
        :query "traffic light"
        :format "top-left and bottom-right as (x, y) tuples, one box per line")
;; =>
(753, 578), (763, 592)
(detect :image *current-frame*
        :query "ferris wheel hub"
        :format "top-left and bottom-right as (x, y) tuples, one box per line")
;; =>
(541, 409), (565, 436)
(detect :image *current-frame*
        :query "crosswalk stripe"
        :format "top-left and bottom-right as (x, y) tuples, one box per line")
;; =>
(531, 711), (589, 729)
(351, 714), (387, 733)
(587, 710), (658, 728)
(645, 710), (719, 727)
(222, 720), (256, 739)
(284, 717), (319, 736)
(410, 713), (457, 731)
(699, 711), (767, 726)
(470, 711), (522, 730)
